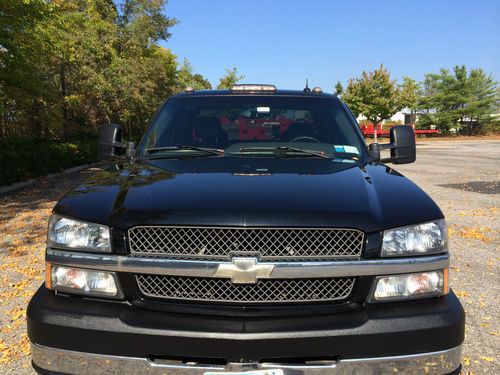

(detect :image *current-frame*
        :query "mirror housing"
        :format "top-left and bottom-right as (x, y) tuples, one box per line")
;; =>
(98, 123), (135, 160)
(389, 125), (416, 164)
(368, 125), (416, 164)
(98, 123), (125, 159)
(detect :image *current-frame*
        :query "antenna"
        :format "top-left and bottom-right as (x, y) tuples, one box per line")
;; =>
(303, 78), (311, 93)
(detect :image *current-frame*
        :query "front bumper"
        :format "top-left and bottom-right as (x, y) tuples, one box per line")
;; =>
(32, 343), (462, 375)
(28, 286), (464, 375)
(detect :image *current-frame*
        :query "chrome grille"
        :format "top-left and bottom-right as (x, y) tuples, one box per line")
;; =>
(136, 275), (355, 304)
(128, 226), (364, 261)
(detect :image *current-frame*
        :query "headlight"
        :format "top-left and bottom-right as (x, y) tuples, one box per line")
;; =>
(381, 219), (447, 257)
(369, 269), (449, 303)
(48, 215), (111, 252)
(46, 264), (123, 299)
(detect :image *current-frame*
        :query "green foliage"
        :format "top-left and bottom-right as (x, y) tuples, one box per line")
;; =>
(0, 0), (52, 137)
(0, 1), (48, 96)
(420, 66), (499, 134)
(177, 59), (212, 91)
(400, 77), (420, 113)
(342, 65), (401, 126)
(339, 64), (498, 135)
(383, 119), (403, 126)
(0, 137), (97, 186)
(334, 81), (343, 96)
(217, 68), (245, 89)
(0, 0), (212, 140)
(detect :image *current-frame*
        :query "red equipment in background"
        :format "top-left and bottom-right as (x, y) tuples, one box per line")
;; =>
(359, 123), (440, 137)
(218, 115), (297, 141)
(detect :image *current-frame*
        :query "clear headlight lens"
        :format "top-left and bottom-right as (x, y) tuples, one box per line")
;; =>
(48, 215), (111, 252)
(370, 269), (448, 302)
(381, 219), (447, 257)
(46, 264), (123, 298)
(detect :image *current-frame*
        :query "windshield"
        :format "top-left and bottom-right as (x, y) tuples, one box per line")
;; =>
(138, 95), (367, 159)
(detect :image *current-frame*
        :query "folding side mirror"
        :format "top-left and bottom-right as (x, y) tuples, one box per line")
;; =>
(368, 125), (416, 164)
(98, 123), (128, 160)
(390, 125), (416, 164)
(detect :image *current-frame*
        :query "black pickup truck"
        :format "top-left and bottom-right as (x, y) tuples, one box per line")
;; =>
(27, 85), (464, 375)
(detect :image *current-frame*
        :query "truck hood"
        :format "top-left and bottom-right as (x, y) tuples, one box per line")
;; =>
(54, 157), (443, 233)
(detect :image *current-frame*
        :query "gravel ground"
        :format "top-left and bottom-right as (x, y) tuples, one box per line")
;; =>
(0, 140), (498, 374)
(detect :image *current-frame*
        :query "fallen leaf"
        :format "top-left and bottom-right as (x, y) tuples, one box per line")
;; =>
(480, 356), (495, 362)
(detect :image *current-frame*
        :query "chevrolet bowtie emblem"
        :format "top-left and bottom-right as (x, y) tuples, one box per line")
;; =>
(213, 257), (275, 284)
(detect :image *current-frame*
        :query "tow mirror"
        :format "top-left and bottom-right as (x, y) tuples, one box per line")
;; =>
(368, 125), (416, 164)
(389, 125), (416, 164)
(98, 123), (136, 160)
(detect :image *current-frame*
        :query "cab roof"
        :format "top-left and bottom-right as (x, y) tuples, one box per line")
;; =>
(172, 88), (337, 99)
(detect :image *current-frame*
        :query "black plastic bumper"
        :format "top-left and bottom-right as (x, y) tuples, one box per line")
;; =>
(27, 285), (465, 362)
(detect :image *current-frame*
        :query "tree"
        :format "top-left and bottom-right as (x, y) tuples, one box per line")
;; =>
(342, 65), (401, 142)
(420, 66), (498, 134)
(399, 76), (420, 124)
(100, 0), (178, 138)
(108, 45), (178, 138)
(40, 0), (121, 138)
(217, 67), (244, 89)
(334, 81), (343, 96)
(118, 0), (177, 49)
(177, 59), (212, 91)
(464, 69), (499, 134)
(0, 0), (180, 139)
(0, 0), (50, 137)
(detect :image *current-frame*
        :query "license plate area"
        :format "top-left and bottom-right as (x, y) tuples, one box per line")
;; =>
(205, 370), (284, 375)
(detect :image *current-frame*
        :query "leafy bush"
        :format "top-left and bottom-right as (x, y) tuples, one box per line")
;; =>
(0, 137), (98, 186)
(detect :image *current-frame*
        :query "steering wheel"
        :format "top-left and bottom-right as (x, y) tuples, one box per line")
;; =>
(290, 136), (321, 143)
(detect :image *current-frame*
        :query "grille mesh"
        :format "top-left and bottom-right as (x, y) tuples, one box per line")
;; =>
(136, 275), (355, 304)
(129, 226), (364, 261)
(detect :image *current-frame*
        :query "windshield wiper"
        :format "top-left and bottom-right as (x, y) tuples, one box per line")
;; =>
(230, 146), (328, 158)
(145, 146), (224, 158)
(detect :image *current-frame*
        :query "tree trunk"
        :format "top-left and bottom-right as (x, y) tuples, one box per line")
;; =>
(60, 61), (69, 139)
(127, 122), (132, 140)
(371, 118), (379, 143)
(0, 108), (5, 138)
(30, 100), (43, 138)
(0, 100), (9, 138)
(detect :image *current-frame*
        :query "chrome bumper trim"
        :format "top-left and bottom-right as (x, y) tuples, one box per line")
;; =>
(46, 248), (449, 279)
(31, 343), (462, 375)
